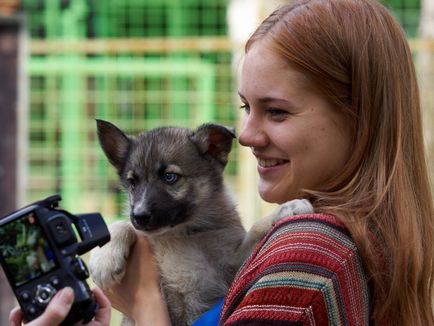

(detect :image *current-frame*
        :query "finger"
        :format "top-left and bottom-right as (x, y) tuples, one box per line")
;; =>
(9, 306), (24, 326)
(32, 287), (74, 326)
(91, 286), (112, 325)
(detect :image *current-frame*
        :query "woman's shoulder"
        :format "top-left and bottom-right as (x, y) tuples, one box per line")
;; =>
(270, 212), (351, 240)
(237, 213), (364, 289)
(220, 213), (371, 325)
(258, 213), (358, 263)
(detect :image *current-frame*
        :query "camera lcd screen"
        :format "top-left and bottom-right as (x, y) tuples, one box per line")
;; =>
(0, 211), (58, 287)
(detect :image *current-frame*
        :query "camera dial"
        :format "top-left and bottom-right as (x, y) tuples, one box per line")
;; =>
(35, 284), (57, 306)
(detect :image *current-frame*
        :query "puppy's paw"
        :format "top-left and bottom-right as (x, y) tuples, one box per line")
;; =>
(273, 199), (314, 224)
(121, 315), (135, 326)
(89, 221), (136, 289)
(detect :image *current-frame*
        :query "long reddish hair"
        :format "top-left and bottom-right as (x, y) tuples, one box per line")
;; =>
(246, 0), (434, 324)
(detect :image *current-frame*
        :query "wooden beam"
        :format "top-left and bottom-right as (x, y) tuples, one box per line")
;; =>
(408, 38), (434, 52)
(28, 37), (434, 56)
(30, 37), (235, 55)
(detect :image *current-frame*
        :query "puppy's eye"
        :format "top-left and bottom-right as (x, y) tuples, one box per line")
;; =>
(127, 177), (136, 189)
(162, 172), (179, 185)
(126, 172), (137, 189)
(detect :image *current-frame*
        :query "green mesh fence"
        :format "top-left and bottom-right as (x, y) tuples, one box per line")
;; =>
(21, 0), (422, 220)
(90, 0), (228, 38)
(27, 56), (230, 213)
(382, 0), (421, 37)
(22, 0), (235, 219)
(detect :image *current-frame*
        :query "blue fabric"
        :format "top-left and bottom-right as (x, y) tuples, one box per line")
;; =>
(192, 298), (224, 326)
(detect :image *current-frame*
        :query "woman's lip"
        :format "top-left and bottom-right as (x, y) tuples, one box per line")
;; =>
(257, 162), (289, 176)
(257, 157), (289, 167)
(255, 156), (290, 175)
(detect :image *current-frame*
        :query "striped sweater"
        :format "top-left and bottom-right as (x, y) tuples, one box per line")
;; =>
(219, 214), (370, 325)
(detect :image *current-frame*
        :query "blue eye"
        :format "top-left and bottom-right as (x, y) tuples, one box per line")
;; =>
(162, 172), (179, 184)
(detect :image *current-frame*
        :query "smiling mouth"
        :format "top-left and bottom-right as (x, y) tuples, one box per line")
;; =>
(257, 158), (289, 167)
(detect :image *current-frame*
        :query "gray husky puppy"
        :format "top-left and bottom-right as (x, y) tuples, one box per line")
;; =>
(89, 120), (313, 326)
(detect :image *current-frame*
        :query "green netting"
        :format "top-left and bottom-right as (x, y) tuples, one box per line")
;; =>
(21, 0), (421, 219)
(22, 0), (235, 219)
(382, 0), (421, 37)
(21, 0), (229, 39)
(89, 0), (228, 38)
(26, 55), (234, 216)
(22, 0), (421, 40)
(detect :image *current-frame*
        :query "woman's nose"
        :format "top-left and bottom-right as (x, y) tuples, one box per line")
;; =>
(238, 114), (268, 148)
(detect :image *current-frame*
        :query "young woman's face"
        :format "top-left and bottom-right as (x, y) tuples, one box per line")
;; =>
(238, 42), (352, 204)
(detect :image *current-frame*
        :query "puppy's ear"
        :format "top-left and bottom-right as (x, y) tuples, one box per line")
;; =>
(96, 119), (131, 171)
(190, 123), (236, 166)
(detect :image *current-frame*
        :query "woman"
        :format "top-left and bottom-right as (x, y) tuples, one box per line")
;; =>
(10, 0), (434, 324)
(120, 0), (432, 324)
(220, 0), (434, 324)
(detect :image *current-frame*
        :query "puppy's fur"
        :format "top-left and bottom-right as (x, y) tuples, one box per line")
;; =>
(89, 120), (313, 325)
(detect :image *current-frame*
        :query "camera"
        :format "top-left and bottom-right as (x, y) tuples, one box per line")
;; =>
(0, 195), (110, 325)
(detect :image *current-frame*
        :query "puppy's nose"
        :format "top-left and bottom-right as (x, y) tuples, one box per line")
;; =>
(131, 212), (151, 226)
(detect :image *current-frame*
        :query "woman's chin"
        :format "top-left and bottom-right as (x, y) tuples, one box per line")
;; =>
(258, 184), (299, 204)
(258, 187), (282, 204)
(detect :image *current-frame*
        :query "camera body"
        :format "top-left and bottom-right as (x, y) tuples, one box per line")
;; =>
(0, 195), (110, 325)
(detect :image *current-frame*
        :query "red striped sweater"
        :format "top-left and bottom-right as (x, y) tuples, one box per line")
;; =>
(220, 214), (370, 325)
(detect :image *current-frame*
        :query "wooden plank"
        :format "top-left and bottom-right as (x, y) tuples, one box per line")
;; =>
(29, 37), (434, 55)
(30, 37), (234, 54)
(408, 38), (434, 52)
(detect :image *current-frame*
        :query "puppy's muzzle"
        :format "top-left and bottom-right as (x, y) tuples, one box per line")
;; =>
(130, 211), (154, 231)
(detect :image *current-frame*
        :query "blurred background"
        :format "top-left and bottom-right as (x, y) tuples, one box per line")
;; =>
(0, 0), (433, 324)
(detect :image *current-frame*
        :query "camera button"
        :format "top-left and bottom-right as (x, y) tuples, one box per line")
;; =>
(50, 276), (61, 288)
(35, 284), (56, 306)
(19, 291), (32, 302)
(26, 305), (38, 317)
(72, 257), (89, 280)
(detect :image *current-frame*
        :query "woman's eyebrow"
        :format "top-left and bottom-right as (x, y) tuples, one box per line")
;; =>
(238, 91), (294, 106)
(257, 97), (293, 105)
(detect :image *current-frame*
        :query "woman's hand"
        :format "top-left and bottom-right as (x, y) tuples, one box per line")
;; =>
(9, 286), (111, 326)
(104, 231), (171, 325)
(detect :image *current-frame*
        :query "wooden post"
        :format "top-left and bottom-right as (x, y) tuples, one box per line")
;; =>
(0, 12), (23, 324)
(418, 0), (434, 197)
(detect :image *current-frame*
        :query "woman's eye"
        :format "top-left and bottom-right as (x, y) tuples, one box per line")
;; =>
(162, 172), (179, 185)
(239, 104), (250, 114)
(267, 108), (290, 119)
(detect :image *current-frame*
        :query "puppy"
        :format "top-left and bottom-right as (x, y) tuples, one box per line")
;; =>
(89, 120), (313, 325)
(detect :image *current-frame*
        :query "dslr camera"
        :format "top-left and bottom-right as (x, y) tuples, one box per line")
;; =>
(0, 195), (110, 325)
